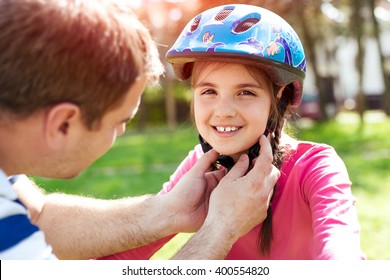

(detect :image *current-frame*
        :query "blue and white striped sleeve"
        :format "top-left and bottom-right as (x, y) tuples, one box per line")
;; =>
(0, 172), (57, 260)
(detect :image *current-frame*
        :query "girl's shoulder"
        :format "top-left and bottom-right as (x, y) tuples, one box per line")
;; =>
(281, 134), (341, 169)
(278, 135), (350, 194)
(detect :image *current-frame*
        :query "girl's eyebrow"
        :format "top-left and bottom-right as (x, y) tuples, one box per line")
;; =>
(234, 83), (264, 89)
(194, 81), (216, 88)
(195, 81), (264, 90)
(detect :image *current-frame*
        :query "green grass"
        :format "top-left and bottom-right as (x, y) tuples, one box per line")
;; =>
(34, 125), (199, 198)
(33, 112), (390, 260)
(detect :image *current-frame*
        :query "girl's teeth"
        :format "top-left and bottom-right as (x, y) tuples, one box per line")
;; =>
(216, 127), (238, 132)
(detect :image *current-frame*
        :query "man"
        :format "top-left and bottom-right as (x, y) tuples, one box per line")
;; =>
(0, 0), (279, 260)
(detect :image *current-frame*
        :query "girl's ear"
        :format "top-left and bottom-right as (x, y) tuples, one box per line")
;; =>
(43, 103), (81, 149)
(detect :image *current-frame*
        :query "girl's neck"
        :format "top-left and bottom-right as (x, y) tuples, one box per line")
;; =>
(227, 132), (296, 164)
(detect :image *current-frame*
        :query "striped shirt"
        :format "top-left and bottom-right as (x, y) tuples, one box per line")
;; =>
(0, 171), (56, 259)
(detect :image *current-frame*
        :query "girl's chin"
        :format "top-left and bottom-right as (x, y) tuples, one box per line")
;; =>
(215, 150), (248, 162)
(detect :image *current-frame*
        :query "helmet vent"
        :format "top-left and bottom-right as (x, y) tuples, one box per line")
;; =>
(190, 16), (201, 32)
(234, 18), (260, 33)
(215, 7), (234, 21)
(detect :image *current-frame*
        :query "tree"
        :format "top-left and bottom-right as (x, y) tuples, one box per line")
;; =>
(294, 0), (331, 121)
(351, 0), (366, 123)
(368, 0), (390, 115)
(130, 0), (203, 130)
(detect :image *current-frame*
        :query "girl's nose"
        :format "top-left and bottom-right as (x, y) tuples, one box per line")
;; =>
(214, 96), (237, 118)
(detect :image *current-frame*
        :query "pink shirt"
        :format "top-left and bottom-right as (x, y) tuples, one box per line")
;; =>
(101, 140), (365, 260)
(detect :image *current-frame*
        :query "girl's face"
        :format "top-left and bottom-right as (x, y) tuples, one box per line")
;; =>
(193, 62), (273, 162)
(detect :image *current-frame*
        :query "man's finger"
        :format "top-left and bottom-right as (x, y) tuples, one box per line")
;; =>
(259, 135), (274, 163)
(205, 168), (226, 183)
(204, 169), (227, 193)
(223, 153), (249, 180)
(246, 135), (279, 183)
(187, 149), (219, 175)
(248, 135), (273, 173)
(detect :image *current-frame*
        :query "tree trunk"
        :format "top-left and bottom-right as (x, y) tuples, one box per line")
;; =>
(164, 66), (177, 131)
(369, 0), (390, 115)
(352, 0), (366, 124)
(297, 4), (329, 121)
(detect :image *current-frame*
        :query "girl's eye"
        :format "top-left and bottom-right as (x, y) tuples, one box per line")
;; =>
(201, 89), (216, 95)
(238, 90), (256, 96)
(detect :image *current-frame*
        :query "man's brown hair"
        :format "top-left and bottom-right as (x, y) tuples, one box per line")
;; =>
(0, 0), (163, 128)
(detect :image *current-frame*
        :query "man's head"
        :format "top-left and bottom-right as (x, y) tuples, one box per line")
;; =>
(0, 0), (163, 178)
(0, 0), (163, 127)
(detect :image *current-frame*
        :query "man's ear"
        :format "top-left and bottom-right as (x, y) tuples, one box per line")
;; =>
(44, 103), (81, 149)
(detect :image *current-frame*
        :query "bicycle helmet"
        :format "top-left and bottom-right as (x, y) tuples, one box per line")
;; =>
(166, 4), (306, 107)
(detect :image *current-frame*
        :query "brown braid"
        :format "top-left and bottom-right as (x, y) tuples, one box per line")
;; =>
(258, 85), (294, 256)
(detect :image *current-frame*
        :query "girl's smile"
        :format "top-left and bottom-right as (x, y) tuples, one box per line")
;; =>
(214, 126), (241, 133)
(212, 125), (242, 137)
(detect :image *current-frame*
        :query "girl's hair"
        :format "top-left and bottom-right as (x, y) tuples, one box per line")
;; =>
(0, 0), (164, 128)
(259, 84), (294, 256)
(191, 61), (294, 256)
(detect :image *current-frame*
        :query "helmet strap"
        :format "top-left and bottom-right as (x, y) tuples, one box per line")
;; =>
(198, 134), (235, 170)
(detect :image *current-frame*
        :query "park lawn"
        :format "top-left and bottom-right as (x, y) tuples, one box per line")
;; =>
(34, 112), (390, 260)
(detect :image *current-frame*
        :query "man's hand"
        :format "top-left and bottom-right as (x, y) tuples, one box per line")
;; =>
(173, 135), (280, 259)
(205, 135), (280, 240)
(174, 135), (280, 259)
(164, 149), (227, 233)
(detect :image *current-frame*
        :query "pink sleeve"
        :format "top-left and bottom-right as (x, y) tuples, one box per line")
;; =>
(301, 145), (365, 259)
(98, 145), (203, 260)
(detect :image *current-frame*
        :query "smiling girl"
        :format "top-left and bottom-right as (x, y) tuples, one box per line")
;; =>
(193, 62), (275, 163)
(102, 4), (365, 260)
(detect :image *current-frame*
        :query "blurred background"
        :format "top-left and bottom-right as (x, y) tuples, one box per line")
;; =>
(127, 0), (390, 128)
(35, 0), (390, 259)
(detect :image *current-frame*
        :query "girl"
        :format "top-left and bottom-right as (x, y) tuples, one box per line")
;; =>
(102, 4), (365, 260)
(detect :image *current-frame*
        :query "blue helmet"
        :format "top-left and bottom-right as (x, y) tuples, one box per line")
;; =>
(166, 4), (306, 107)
